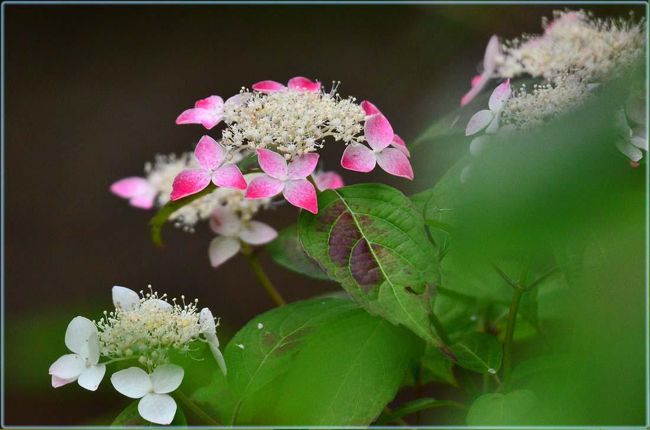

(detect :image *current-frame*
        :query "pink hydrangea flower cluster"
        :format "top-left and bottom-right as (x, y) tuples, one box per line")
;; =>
(171, 76), (413, 214)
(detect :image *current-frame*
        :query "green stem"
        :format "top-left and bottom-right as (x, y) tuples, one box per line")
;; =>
(242, 246), (286, 307)
(175, 389), (221, 426)
(502, 287), (524, 380)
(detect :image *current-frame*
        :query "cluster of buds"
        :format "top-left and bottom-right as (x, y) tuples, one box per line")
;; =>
(460, 10), (646, 170)
(48, 286), (225, 425)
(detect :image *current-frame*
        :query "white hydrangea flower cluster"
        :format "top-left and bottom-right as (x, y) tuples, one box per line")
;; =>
(221, 84), (366, 160)
(49, 286), (226, 425)
(462, 9), (646, 169)
(496, 10), (646, 82)
(500, 75), (595, 131)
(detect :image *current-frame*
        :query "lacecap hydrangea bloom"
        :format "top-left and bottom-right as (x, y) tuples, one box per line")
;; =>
(460, 10), (646, 169)
(111, 76), (411, 270)
(49, 286), (225, 425)
(172, 76), (413, 214)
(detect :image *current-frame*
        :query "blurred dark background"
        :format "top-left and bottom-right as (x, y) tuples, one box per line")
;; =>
(4, 3), (643, 425)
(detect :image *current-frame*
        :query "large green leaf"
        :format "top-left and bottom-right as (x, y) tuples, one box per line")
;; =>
(298, 183), (439, 344)
(466, 390), (537, 425)
(449, 332), (502, 375)
(195, 297), (423, 426)
(111, 401), (187, 426)
(266, 224), (331, 281)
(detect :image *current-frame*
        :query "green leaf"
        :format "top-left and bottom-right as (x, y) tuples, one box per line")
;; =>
(196, 297), (423, 426)
(449, 332), (502, 374)
(466, 390), (537, 425)
(420, 345), (457, 385)
(111, 401), (187, 426)
(376, 397), (465, 424)
(298, 183), (439, 344)
(149, 184), (216, 247)
(266, 224), (331, 281)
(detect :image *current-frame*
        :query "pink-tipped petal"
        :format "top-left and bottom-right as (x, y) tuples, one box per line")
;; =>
(314, 171), (344, 191)
(129, 193), (156, 210)
(360, 100), (382, 116)
(194, 95), (224, 110)
(283, 179), (318, 214)
(470, 75), (483, 87)
(391, 134), (410, 157)
(287, 76), (321, 92)
(212, 164), (247, 190)
(208, 236), (241, 268)
(195, 135), (226, 170)
(52, 375), (76, 388)
(170, 169), (211, 200)
(175, 97), (224, 130)
(287, 153), (319, 180)
(488, 79), (511, 112)
(364, 114), (394, 151)
(252, 80), (286, 93)
(257, 149), (288, 179)
(245, 175), (285, 199)
(176, 109), (223, 130)
(465, 110), (494, 136)
(239, 221), (278, 245)
(461, 73), (489, 107)
(110, 177), (150, 199)
(483, 35), (500, 74)
(376, 148), (414, 180)
(341, 143), (377, 173)
(209, 206), (242, 237)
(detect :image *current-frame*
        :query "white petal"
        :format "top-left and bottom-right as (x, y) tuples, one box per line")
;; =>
(65, 316), (98, 355)
(208, 236), (241, 268)
(465, 110), (494, 136)
(142, 299), (173, 312)
(469, 135), (491, 156)
(617, 140), (643, 162)
(151, 364), (184, 394)
(111, 367), (152, 399)
(488, 80), (511, 112)
(138, 393), (177, 425)
(483, 35), (500, 74)
(199, 308), (217, 338)
(49, 354), (85, 379)
(209, 205), (242, 237)
(112, 286), (141, 310)
(239, 221), (278, 245)
(208, 337), (227, 376)
(51, 375), (76, 388)
(631, 136), (648, 151)
(78, 364), (106, 391)
(79, 331), (100, 365)
(485, 112), (501, 134)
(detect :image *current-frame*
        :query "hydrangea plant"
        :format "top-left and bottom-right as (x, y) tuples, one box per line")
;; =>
(52, 9), (646, 427)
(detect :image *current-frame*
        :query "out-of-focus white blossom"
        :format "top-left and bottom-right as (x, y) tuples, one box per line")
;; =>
(496, 10), (645, 82)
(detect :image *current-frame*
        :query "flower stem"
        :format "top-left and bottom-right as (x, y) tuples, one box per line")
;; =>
(175, 389), (221, 426)
(242, 245), (286, 307)
(502, 287), (524, 380)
